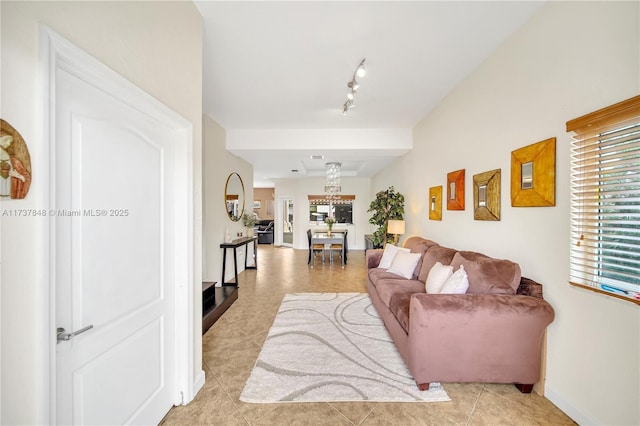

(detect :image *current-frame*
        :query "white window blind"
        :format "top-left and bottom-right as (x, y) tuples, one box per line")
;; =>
(566, 95), (640, 304)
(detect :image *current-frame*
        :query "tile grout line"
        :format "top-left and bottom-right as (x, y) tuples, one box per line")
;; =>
(356, 402), (380, 426)
(465, 383), (485, 425)
(207, 359), (254, 426)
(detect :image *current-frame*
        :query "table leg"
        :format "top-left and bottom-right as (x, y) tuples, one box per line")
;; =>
(221, 248), (228, 285)
(233, 248), (239, 286)
(253, 239), (258, 268)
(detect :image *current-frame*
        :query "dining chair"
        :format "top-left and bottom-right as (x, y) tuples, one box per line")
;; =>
(329, 230), (348, 266)
(307, 229), (325, 267)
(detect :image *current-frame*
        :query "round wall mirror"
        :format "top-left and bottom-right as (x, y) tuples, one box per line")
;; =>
(224, 172), (245, 221)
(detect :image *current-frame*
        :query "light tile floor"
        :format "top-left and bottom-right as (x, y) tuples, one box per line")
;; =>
(161, 246), (575, 425)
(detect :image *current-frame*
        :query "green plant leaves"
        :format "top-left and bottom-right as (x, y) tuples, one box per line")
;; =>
(367, 186), (405, 248)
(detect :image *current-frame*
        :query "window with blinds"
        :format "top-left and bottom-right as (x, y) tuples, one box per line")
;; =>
(566, 95), (640, 304)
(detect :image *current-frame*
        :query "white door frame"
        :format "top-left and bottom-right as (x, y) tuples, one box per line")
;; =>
(276, 195), (293, 247)
(38, 26), (200, 423)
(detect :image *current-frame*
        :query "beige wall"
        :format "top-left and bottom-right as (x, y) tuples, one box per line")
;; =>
(274, 176), (373, 250)
(202, 115), (254, 283)
(0, 1), (203, 423)
(253, 188), (275, 220)
(372, 2), (639, 425)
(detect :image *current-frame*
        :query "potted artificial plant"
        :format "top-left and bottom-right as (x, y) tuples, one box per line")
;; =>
(325, 216), (336, 235)
(367, 186), (405, 248)
(242, 213), (257, 236)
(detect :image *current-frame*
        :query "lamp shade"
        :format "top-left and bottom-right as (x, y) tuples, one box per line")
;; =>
(387, 219), (405, 235)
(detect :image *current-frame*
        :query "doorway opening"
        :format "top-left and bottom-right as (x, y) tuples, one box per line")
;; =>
(282, 198), (294, 246)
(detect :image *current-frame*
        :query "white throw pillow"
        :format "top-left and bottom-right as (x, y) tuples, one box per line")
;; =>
(425, 261), (453, 294)
(440, 265), (470, 294)
(387, 252), (422, 279)
(378, 244), (410, 269)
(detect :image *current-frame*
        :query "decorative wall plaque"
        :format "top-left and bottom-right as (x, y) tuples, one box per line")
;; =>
(0, 119), (32, 199)
(447, 169), (465, 210)
(428, 186), (442, 221)
(473, 169), (501, 221)
(511, 137), (556, 207)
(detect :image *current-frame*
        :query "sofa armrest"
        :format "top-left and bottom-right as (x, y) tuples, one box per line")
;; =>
(407, 293), (554, 385)
(517, 277), (544, 299)
(366, 249), (384, 269)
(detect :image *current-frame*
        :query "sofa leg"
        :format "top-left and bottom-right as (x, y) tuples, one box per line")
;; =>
(417, 382), (430, 391)
(514, 383), (534, 393)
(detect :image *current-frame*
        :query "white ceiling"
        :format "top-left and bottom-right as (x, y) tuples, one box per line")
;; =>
(195, 1), (544, 187)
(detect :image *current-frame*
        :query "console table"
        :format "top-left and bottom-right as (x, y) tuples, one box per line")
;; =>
(220, 236), (258, 286)
(202, 281), (237, 334)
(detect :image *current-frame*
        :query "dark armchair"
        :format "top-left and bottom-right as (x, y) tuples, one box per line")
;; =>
(257, 220), (274, 244)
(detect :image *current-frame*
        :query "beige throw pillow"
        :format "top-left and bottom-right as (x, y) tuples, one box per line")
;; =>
(378, 244), (410, 269)
(425, 261), (453, 294)
(387, 252), (422, 279)
(440, 265), (470, 294)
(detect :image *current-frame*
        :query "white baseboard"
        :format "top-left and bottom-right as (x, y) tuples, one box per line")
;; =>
(189, 369), (206, 404)
(545, 385), (595, 425)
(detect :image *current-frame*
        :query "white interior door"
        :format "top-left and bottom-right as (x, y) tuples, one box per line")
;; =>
(54, 66), (176, 424)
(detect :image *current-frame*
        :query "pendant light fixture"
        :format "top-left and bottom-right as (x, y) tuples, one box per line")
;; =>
(324, 162), (342, 200)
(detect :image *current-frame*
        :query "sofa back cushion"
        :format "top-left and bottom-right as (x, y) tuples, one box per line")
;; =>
(450, 251), (521, 294)
(402, 236), (439, 279)
(418, 246), (458, 283)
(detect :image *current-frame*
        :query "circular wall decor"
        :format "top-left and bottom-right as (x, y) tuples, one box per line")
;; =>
(0, 119), (32, 199)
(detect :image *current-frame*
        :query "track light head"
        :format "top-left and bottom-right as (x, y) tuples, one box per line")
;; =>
(356, 59), (366, 78)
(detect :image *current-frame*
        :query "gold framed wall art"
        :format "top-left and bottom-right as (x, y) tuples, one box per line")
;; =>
(511, 137), (556, 207)
(446, 169), (465, 210)
(429, 186), (442, 220)
(473, 169), (501, 221)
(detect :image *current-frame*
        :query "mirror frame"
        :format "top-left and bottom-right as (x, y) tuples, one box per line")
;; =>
(473, 168), (501, 221)
(510, 137), (556, 207)
(446, 169), (465, 210)
(428, 186), (442, 221)
(224, 172), (245, 222)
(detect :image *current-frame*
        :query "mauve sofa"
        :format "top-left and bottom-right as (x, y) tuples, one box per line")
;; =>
(366, 236), (555, 393)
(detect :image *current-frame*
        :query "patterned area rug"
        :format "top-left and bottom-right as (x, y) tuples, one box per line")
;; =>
(240, 293), (450, 403)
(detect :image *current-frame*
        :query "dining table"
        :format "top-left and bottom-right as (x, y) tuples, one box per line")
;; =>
(310, 231), (348, 266)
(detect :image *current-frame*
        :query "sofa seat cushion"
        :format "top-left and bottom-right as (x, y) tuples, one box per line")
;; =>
(368, 268), (404, 288)
(375, 279), (425, 309)
(450, 251), (521, 294)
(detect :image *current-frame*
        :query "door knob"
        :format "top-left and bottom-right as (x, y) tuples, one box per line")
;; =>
(57, 324), (94, 343)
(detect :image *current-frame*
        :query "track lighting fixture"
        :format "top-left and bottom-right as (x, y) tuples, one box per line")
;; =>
(341, 58), (366, 115)
(342, 99), (355, 115)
